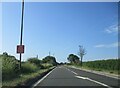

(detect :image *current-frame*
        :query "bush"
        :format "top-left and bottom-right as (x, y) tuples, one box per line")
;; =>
(42, 63), (53, 69)
(21, 62), (38, 74)
(1, 54), (19, 80)
(27, 58), (44, 69)
(1, 53), (55, 81)
(28, 58), (41, 66)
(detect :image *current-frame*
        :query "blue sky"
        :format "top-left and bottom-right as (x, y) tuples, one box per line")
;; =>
(1, 2), (119, 62)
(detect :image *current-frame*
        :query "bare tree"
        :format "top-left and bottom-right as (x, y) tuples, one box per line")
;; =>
(78, 45), (86, 66)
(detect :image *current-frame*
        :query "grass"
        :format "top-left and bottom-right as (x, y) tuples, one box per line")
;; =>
(67, 64), (119, 75)
(2, 67), (53, 87)
(81, 66), (119, 75)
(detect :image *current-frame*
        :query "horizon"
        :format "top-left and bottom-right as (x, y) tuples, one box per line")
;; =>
(1, 2), (119, 63)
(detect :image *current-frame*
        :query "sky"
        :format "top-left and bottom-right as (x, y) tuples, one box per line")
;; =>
(1, 2), (119, 62)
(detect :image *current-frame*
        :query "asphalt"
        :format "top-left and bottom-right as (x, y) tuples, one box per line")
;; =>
(33, 66), (119, 88)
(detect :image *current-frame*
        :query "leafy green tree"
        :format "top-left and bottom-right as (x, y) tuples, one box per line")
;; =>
(42, 56), (57, 66)
(67, 54), (80, 64)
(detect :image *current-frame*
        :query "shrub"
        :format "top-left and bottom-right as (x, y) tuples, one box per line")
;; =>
(28, 58), (41, 67)
(1, 54), (19, 80)
(21, 62), (38, 74)
(42, 63), (53, 69)
(27, 58), (44, 69)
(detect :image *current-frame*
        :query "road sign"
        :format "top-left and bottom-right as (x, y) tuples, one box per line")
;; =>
(17, 45), (24, 53)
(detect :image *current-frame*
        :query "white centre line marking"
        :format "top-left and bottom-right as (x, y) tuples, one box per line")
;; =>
(75, 76), (87, 79)
(75, 76), (113, 88)
(65, 67), (78, 75)
(71, 71), (78, 75)
(87, 78), (113, 88)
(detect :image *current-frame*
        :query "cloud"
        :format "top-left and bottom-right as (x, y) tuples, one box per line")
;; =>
(105, 24), (120, 34)
(94, 42), (120, 48)
(95, 44), (105, 48)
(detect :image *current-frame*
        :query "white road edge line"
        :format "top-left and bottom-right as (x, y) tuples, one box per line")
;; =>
(75, 76), (113, 88)
(32, 67), (57, 88)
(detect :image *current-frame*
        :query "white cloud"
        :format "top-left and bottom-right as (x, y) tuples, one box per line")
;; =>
(94, 44), (105, 48)
(105, 24), (119, 34)
(94, 42), (120, 48)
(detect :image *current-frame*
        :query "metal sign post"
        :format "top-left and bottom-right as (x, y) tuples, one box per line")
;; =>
(17, 0), (25, 71)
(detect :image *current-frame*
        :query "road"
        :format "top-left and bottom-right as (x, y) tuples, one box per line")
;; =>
(33, 66), (119, 88)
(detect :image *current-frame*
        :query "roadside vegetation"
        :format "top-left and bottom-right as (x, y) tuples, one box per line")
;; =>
(1, 52), (58, 87)
(66, 45), (119, 75)
(82, 59), (120, 74)
(67, 54), (120, 75)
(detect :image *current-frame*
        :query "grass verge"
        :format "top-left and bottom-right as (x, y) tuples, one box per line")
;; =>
(67, 64), (119, 75)
(2, 67), (55, 88)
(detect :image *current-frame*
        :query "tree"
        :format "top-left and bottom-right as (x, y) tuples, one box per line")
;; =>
(78, 45), (86, 66)
(3, 52), (8, 56)
(42, 56), (57, 66)
(67, 54), (80, 64)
